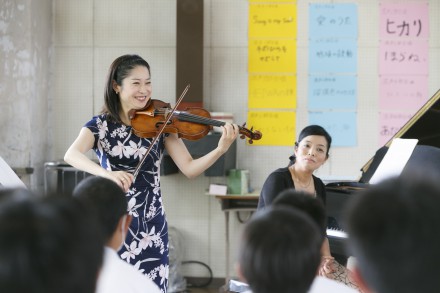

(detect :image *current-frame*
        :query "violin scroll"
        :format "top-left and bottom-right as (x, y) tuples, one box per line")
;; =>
(238, 123), (262, 144)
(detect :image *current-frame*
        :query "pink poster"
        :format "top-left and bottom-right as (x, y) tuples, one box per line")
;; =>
(379, 39), (428, 75)
(380, 2), (429, 39)
(379, 75), (428, 111)
(378, 111), (413, 146)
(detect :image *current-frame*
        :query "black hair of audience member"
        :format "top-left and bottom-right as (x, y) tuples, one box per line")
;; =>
(288, 125), (332, 166)
(272, 188), (327, 236)
(238, 206), (323, 293)
(345, 175), (440, 293)
(0, 187), (34, 203)
(0, 192), (103, 293)
(72, 176), (127, 242)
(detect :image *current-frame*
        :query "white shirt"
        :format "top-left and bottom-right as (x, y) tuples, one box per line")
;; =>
(96, 247), (161, 293)
(308, 276), (358, 293)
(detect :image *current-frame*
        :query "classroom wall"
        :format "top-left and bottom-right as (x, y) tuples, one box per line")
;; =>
(0, 0), (52, 189)
(1, 0), (440, 280)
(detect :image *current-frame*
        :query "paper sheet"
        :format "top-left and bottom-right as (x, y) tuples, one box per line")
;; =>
(369, 138), (418, 184)
(0, 156), (27, 188)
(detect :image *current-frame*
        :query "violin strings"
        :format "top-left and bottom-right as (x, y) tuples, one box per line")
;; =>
(156, 109), (246, 132)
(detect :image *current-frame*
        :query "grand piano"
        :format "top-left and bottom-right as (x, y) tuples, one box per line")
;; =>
(325, 88), (440, 263)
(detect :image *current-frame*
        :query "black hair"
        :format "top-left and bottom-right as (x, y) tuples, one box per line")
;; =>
(73, 176), (127, 242)
(0, 194), (103, 293)
(273, 188), (327, 237)
(288, 125), (332, 166)
(0, 187), (33, 204)
(346, 174), (440, 293)
(102, 54), (151, 122)
(239, 206), (322, 293)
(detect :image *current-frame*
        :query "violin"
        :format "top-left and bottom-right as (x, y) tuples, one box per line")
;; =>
(129, 84), (261, 180)
(129, 99), (262, 144)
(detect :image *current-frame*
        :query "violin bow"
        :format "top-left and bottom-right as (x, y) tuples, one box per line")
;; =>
(132, 84), (190, 181)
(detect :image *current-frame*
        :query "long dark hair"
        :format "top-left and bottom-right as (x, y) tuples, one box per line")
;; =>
(288, 125), (332, 166)
(102, 54), (151, 123)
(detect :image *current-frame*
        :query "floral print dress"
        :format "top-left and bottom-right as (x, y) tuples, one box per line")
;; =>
(85, 114), (169, 292)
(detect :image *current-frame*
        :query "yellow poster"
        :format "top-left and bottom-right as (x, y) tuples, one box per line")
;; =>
(249, 39), (296, 73)
(247, 111), (296, 146)
(249, 3), (297, 38)
(249, 0), (297, 4)
(248, 74), (296, 109)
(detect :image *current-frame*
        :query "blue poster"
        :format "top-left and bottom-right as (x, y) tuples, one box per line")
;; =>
(309, 111), (357, 147)
(308, 75), (357, 110)
(309, 3), (358, 38)
(309, 38), (357, 74)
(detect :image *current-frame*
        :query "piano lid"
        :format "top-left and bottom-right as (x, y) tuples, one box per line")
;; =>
(360, 88), (440, 182)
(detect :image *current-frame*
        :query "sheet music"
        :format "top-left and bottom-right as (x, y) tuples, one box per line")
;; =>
(370, 138), (418, 184)
(0, 156), (27, 188)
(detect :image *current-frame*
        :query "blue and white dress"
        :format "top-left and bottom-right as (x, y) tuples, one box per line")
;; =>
(85, 114), (169, 292)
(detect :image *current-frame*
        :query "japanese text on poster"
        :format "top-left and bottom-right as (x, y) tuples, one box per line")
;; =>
(309, 3), (358, 38)
(309, 111), (357, 147)
(249, 39), (296, 73)
(308, 75), (357, 110)
(248, 74), (296, 109)
(247, 111), (296, 146)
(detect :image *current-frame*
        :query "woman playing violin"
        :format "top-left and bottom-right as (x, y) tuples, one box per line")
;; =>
(64, 54), (239, 292)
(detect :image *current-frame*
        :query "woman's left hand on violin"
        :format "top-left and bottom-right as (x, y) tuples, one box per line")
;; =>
(217, 123), (240, 153)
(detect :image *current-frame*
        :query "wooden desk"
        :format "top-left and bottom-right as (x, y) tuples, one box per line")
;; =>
(214, 195), (259, 284)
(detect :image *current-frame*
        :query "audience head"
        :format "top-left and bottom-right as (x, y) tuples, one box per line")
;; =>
(0, 187), (33, 204)
(346, 175), (440, 293)
(238, 206), (323, 293)
(289, 125), (332, 166)
(273, 188), (327, 236)
(73, 176), (128, 244)
(0, 192), (103, 293)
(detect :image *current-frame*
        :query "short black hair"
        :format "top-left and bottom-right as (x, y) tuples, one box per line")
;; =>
(239, 206), (322, 293)
(272, 188), (327, 236)
(73, 176), (127, 242)
(346, 174), (440, 293)
(0, 194), (103, 293)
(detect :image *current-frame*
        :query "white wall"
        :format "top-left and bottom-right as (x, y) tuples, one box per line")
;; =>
(0, 0), (52, 190)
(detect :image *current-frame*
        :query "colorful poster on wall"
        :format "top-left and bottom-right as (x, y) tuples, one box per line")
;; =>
(309, 111), (357, 147)
(248, 74), (296, 109)
(379, 39), (428, 75)
(309, 3), (358, 38)
(250, 0), (296, 2)
(309, 38), (357, 74)
(308, 75), (357, 110)
(378, 111), (413, 146)
(247, 111), (296, 146)
(378, 2), (429, 146)
(380, 2), (429, 39)
(379, 75), (428, 112)
(249, 3), (297, 38)
(249, 39), (296, 73)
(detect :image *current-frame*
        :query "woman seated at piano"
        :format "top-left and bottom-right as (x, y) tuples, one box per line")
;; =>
(257, 125), (336, 277)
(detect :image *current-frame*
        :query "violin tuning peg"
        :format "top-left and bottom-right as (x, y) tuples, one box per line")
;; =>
(248, 139), (253, 144)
